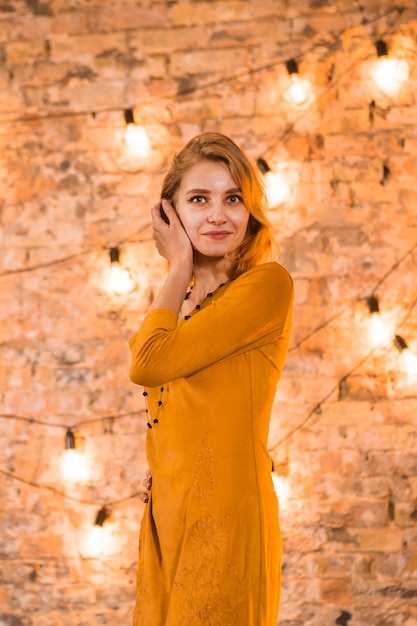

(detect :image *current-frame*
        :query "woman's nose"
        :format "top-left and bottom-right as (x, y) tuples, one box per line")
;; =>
(207, 202), (226, 224)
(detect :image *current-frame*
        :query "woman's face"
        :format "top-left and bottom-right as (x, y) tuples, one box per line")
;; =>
(174, 159), (250, 260)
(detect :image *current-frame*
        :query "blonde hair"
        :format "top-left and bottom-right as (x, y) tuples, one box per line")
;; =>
(161, 132), (275, 280)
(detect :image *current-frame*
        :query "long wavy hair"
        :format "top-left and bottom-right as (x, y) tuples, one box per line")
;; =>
(161, 132), (275, 280)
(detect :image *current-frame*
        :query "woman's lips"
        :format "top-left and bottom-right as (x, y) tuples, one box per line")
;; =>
(203, 231), (231, 239)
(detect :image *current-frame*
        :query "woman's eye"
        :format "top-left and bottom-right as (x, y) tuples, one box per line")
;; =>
(228, 195), (243, 204)
(189, 196), (206, 204)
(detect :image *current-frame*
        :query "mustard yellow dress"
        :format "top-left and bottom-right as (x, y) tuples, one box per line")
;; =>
(129, 262), (293, 626)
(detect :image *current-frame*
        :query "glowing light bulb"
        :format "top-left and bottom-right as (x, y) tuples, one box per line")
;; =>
(272, 473), (290, 512)
(81, 524), (113, 557)
(61, 449), (89, 482)
(373, 40), (409, 94)
(108, 247), (134, 295)
(366, 297), (392, 348)
(403, 350), (417, 378)
(369, 314), (391, 347)
(124, 124), (151, 157)
(257, 158), (290, 207)
(109, 263), (134, 294)
(80, 507), (114, 558)
(289, 75), (308, 105)
(123, 108), (151, 159)
(265, 172), (290, 207)
(285, 58), (311, 105)
(394, 335), (417, 379)
(61, 429), (89, 482)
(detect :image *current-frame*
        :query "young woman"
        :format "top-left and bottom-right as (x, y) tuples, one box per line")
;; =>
(129, 132), (294, 626)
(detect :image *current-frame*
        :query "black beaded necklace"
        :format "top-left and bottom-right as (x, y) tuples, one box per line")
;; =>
(143, 281), (228, 429)
(182, 282), (227, 320)
(143, 387), (163, 429)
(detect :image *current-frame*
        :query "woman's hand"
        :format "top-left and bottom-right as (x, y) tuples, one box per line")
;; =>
(151, 199), (193, 272)
(139, 468), (152, 504)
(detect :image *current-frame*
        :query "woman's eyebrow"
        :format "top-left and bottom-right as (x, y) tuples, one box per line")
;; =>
(185, 187), (242, 194)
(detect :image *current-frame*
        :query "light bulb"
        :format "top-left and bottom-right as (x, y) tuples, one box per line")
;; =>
(109, 263), (134, 294)
(284, 58), (311, 105)
(107, 247), (134, 295)
(393, 335), (417, 379)
(368, 314), (391, 347)
(289, 75), (308, 105)
(61, 449), (89, 482)
(124, 124), (151, 157)
(402, 350), (417, 378)
(264, 172), (290, 207)
(373, 40), (409, 94)
(82, 524), (114, 558)
(257, 158), (290, 207)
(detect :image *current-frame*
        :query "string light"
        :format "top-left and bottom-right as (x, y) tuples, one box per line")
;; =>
(108, 247), (135, 294)
(256, 158), (290, 207)
(80, 507), (114, 558)
(284, 59), (311, 105)
(0, 4), (414, 557)
(123, 108), (151, 159)
(373, 39), (409, 93)
(366, 296), (392, 347)
(61, 429), (89, 482)
(394, 334), (417, 378)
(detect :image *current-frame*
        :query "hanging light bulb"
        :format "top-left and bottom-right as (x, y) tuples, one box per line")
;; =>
(373, 40), (409, 93)
(108, 247), (134, 294)
(81, 507), (114, 558)
(366, 296), (391, 347)
(123, 108), (151, 158)
(61, 429), (89, 482)
(285, 59), (310, 105)
(257, 158), (290, 207)
(394, 334), (417, 378)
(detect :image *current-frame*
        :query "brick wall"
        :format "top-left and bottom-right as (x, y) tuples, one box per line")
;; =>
(1, 1), (416, 625)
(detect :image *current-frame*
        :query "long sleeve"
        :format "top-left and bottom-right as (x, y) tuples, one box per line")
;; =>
(129, 262), (293, 387)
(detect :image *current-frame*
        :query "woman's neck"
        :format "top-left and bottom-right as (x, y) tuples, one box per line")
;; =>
(191, 257), (229, 303)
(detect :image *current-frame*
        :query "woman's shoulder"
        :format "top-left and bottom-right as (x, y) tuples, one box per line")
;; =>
(235, 261), (293, 288)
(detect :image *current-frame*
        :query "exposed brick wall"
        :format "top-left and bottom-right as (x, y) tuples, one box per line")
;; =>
(1, 1), (416, 625)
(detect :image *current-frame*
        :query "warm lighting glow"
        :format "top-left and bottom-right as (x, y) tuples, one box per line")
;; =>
(284, 59), (311, 105)
(124, 124), (151, 158)
(61, 449), (89, 482)
(373, 57), (409, 93)
(368, 314), (391, 347)
(372, 41), (409, 94)
(402, 350), (417, 378)
(123, 108), (151, 160)
(288, 75), (309, 105)
(109, 263), (134, 294)
(366, 297), (392, 348)
(257, 158), (291, 207)
(107, 247), (135, 295)
(264, 171), (291, 207)
(81, 524), (114, 558)
(393, 335), (417, 379)
(272, 473), (290, 511)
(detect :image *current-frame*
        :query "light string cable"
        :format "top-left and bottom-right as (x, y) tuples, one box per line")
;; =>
(275, 288), (417, 448)
(0, 407), (148, 509)
(0, 5), (406, 129)
(0, 237), (416, 431)
(289, 239), (417, 352)
(0, 4), (414, 503)
(261, 4), (408, 159)
(0, 7), (410, 278)
(0, 220), (152, 279)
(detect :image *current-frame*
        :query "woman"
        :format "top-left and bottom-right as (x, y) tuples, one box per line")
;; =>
(129, 132), (293, 626)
